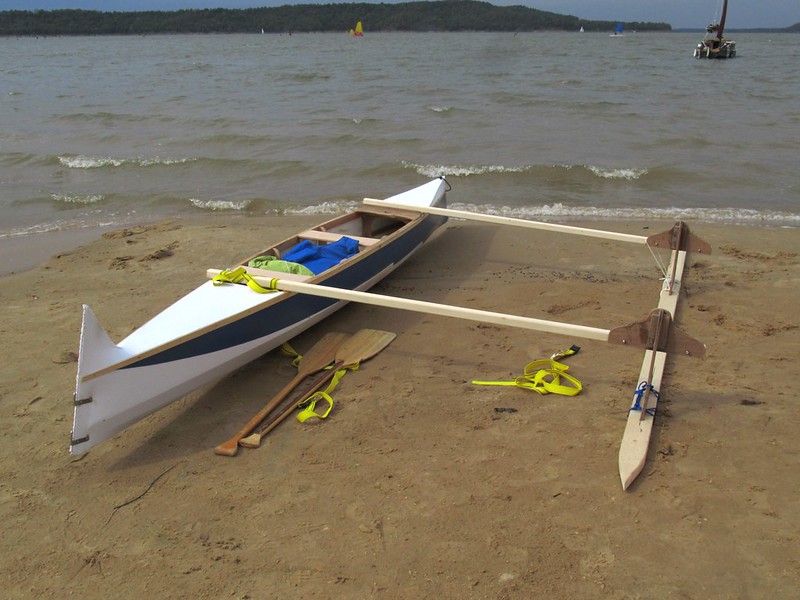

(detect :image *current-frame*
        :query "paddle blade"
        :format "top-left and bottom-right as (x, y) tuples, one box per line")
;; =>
(334, 329), (396, 367)
(238, 433), (262, 448)
(214, 439), (239, 456)
(296, 331), (350, 377)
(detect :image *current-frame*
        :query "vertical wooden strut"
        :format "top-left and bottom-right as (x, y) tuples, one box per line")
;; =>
(666, 221), (684, 295)
(638, 308), (669, 422)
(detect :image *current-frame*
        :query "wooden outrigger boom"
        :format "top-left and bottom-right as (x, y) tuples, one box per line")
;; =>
(213, 206), (711, 490)
(365, 199), (650, 244)
(206, 270), (705, 359)
(364, 199), (712, 254)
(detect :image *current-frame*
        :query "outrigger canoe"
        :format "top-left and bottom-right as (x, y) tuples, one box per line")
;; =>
(72, 175), (709, 490)
(70, 177), (449, 455)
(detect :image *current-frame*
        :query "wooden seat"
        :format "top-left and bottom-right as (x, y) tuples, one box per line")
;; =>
(298, 229), (380, 247)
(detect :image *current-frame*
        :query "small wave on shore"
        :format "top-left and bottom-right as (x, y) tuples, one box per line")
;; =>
(405, 161), (648, 181)
(58, 155), (196, 169)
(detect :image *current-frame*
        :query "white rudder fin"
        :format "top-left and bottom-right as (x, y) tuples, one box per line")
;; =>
(76, 304), (129, 380)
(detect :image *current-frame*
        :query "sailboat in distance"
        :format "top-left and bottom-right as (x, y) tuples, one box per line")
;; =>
(610, 22), (624, 36)
(693, 0), (736, 58)
(349, 21), (364, 37)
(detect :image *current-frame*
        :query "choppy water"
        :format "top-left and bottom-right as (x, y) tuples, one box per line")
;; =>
(1, 31), (799, 236)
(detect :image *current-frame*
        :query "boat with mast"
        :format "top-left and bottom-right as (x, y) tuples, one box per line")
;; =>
(694, 0), (736, 58)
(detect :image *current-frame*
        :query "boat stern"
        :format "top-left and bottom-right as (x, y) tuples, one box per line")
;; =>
(71, 305), (133, 454)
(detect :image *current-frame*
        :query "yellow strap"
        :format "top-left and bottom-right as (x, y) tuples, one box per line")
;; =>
(296, 366), (352, 422)
(551, 344), (580, 361)
(211, 266), (277, 294)
(472, 358), (582, 396)
(297, 392), (334, 422)
(280, 342), (302, 368)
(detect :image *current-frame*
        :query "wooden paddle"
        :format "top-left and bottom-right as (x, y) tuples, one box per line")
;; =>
(214, 331), (349, 456)
(238, 328), (396, 449)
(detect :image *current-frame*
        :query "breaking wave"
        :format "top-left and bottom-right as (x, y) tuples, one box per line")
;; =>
(405, 161), (648, 180)
(189, 198), (252, 211)
(448, 202), (800, 225)
(585, 165), (647, 180)
(58, 155), (196, 169)
(405, 162), (529, 178)
(51, 193), (105, 205)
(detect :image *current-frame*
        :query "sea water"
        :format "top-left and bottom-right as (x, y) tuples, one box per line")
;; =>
(1, 31), (799, 237)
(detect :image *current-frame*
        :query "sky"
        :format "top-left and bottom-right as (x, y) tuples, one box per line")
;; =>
(0, 0), (796, 30)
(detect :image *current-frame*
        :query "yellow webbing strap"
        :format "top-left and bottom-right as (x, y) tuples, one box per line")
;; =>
(472, 355), (582, 397)
(211, 266), (277, 295)
(296, 363), (358, 422)
(280, 342), (302, 368)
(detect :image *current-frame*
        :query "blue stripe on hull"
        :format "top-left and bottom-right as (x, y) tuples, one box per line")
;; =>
(126, 213), (445, 369)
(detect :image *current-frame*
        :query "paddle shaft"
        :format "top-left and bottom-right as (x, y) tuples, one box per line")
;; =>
(238, 328), (395, 449)
(214, 332), (347, 456)
(239, 363), (342, 448)
(214, 370), (319, 456)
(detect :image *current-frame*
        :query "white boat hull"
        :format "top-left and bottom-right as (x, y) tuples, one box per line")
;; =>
(71, 178), (448, 454)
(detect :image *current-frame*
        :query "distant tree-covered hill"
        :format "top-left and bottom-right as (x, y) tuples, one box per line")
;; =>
(0, 1), (672, 36)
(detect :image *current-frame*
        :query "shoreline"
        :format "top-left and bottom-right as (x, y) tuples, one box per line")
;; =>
(1, 215), (794, 278)
(0, 227), (117, 277)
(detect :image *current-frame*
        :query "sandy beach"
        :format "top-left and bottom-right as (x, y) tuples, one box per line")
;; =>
(1, 216), (798, 599)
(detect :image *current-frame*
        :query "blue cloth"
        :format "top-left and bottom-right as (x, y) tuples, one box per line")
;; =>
(281, 236), (360, 275)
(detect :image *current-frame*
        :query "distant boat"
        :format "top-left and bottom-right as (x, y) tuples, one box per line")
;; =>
(349, 21), (364, 37)
(693, 0), (736, 58)
(611, 22), (624, 36)
(579, 26), (584, 33)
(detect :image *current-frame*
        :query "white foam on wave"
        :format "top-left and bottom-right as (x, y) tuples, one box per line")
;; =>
(189, 198), (251, 211)
(283, 200), (361, 215)
(405, 161), (647, 180)
(585, 165), (648, 180)
(428, 105), (452, 113)
(451, 202), (800, 225)
(51, 193), (105, 205)
(59, 155), (195, 169)
(60, 156), (124, 169)
(405, 161), (529, 178)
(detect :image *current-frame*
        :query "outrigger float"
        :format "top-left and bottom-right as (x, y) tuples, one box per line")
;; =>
(72, 178), (709, 490)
